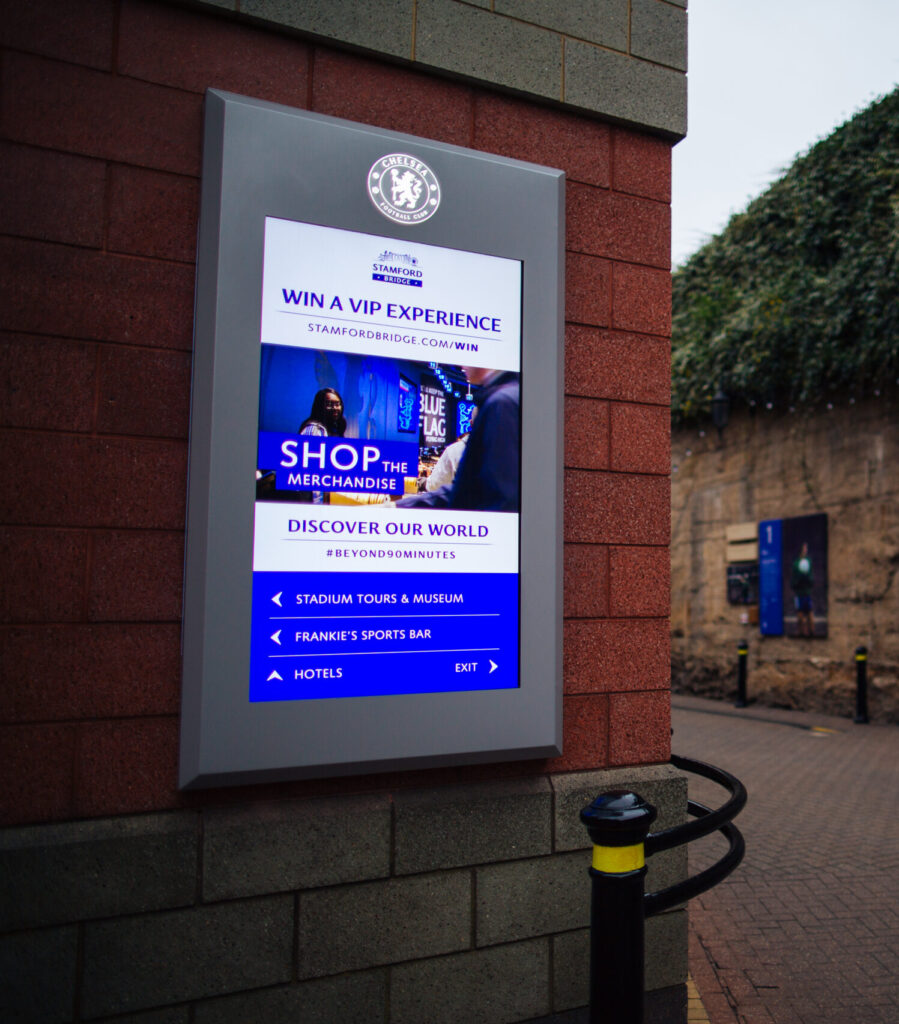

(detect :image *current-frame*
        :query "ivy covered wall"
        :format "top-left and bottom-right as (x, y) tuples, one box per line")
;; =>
(672, 88), (899, 424)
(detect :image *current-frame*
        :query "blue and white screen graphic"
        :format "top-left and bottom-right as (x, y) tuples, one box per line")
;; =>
(251, 218), (523, 701)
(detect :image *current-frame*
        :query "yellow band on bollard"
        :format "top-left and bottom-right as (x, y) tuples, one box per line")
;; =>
(592, 843), (645, 873)
(856, 653), (867, 661)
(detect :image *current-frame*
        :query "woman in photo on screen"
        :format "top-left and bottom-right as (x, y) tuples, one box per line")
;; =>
(299, 387), (346, 439)
(297, 387), (346, 505)
(298, 386), (390, 507)
(256, 386), (353, 503)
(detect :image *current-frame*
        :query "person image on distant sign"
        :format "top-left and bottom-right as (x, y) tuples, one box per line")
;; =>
(791, 541), (814, 636)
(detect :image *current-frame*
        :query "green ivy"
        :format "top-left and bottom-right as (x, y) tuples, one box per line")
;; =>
(672, 88), (899, 424)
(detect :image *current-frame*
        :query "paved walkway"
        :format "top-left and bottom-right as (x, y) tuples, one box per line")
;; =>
(672, 695), (899, 1024)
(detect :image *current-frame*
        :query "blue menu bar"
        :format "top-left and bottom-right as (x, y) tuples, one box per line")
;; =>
(249, 570), (519, 701)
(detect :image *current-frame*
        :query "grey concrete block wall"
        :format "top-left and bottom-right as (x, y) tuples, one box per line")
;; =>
(393, 776), (552, 874)
(496, 0), (630, 52)
(188, 0), (688, 138)
(81, 896), (295, 1017)
(476, 852), (587, 945)
(102, 1010), (190, 1024)
(552, 910), (688, 1011)
(0, 927), (77, 1024)
(631, 0), (688, 72)
(552, 928), (592, 1012)
(193, 972), (387, 1024)
(298, 871), (472, 977)
(391, 939), (551, 1024)
(240, 0), (414, 59)
(1, 767), (688, 1022)
(564, 41), (687, 138)
(416, 0), (562, 101)
(0, 813), (198, 930)
(203, 793), (391, 899)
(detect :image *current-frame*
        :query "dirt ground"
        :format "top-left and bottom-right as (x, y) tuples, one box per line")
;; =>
(671, 654), (899, 724)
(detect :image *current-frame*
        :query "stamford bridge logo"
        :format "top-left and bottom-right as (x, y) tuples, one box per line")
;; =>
(367, 153), (441, 225)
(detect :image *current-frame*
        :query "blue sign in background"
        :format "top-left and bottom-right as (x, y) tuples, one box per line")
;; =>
(758, 518), (783, 635)
(456, 400), (476, 437)
(250, 570), (519, 700)
(397, 374), (419, 433)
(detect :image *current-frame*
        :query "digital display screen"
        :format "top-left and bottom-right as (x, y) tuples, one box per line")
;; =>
(250, 218), (523, 702)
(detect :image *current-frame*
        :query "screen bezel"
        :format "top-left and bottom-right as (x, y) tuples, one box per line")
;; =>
(180, 91), (564, 788)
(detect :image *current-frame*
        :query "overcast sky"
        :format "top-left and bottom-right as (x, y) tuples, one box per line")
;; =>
(672, 0), (899, 268)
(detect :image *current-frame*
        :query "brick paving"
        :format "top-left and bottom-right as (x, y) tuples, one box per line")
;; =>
(671, 695), (899, 1024)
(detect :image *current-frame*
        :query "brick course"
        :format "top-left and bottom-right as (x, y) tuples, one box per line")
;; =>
(565, 326), (670, 405)
(0, 433), (187, 529)
(566, 182), (670, 269)
(0, 723), (77, 825)
(81, 896), (295, 1016)
(1, 52), (204, 175)
(563, 543), (610, 619)
(0, 0), (116, 69)
(0, 237), (195, 349)
(0, 527), (90, 623)
(565, 395), (610, 471)
(473, 94), (611, 188)
(564, 619), (671, 693)
(312, 48), (474, 145)
(612, 127), (672, 202)
(611, 401), (671, 474)
(609, 690), (672, 765)
(0, 623), (181, 722)
(1, 0), (672, 824)
(118, 0), (312, 103)
(94, 345), (192, 438)
(1, 334), (98, 432)
(611, 261), (673, 336)
(0, 2), (678, 1019)
(564, 470), (670, 546)
(107, 166), (200, 263)
(0, 142), (106, 248)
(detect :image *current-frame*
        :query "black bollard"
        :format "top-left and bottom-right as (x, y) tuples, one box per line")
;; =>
(580, 790), (657, 1024)
(735, 641), (748, 708)
(854, 645), (869, 724)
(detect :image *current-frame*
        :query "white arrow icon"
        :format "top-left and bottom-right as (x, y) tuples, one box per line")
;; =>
(489, 660), (498, 674)
(266, 670), (283, 682)
(271, 630), (282, 645)
(271, 592), (282, 607)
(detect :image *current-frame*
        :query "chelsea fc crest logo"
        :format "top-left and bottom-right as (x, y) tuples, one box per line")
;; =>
(367, 154), (441, 225)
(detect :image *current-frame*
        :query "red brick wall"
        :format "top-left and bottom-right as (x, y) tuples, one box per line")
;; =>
(0, 0), (671, 826)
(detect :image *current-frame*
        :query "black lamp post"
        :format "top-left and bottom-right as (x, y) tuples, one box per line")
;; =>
(711, 386), (730, 440)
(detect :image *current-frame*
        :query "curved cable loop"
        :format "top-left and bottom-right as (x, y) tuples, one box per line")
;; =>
(645, 753), (747, 856)
(642, 754), (747, 918)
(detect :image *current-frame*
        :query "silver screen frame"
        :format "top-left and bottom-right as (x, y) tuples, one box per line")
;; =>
(180, 90), (564, 788)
